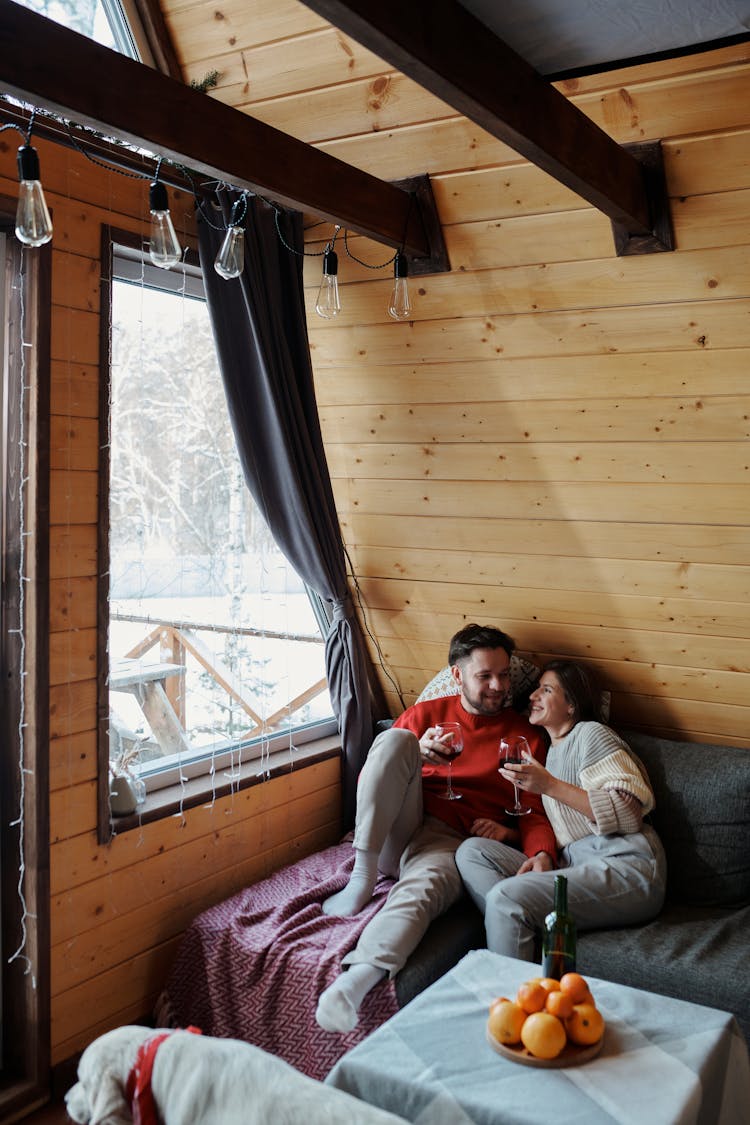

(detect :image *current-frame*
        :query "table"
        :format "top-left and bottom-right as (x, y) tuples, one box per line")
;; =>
(110, 658), (190, 756)
(326, 950), (750, 1125)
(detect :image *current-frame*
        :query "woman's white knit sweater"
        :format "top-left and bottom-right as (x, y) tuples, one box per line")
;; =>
(542, 721), (655, 847)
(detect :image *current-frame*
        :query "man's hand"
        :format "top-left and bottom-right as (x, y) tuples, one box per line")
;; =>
(516, 851), (556, 875)
(419, 725), (453, 762)
(470, 818), (521, 845)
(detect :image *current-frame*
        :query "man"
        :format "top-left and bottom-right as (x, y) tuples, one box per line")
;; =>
(315, 623), (556, 1034)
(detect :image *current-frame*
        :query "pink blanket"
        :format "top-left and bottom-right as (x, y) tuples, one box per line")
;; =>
(158, 841), (399, 1080)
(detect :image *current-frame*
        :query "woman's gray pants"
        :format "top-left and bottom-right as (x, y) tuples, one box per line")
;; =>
(455, 827), (666, 961)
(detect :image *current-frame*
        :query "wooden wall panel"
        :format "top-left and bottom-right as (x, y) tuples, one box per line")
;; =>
(195, 11), (749, 752)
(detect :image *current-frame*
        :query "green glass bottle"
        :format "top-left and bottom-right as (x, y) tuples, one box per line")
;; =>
(541, 874), (577, 979)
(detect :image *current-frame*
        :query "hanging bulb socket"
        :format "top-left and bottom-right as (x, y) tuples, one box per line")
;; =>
(148, 179), (182, 270)
(15, 144), (53, 247)
(388, 252), (411, 320)
(315, 245), (341, 319)
(149, 180), (169, 213)
(17, 143), (41, 183)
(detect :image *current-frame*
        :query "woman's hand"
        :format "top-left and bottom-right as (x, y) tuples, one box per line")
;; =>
(470, 818), (521, 845)
(500, 753), (550, 795)
(505, 752), (596, 821)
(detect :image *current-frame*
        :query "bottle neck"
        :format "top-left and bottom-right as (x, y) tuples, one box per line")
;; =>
(553, 875), (568, 914)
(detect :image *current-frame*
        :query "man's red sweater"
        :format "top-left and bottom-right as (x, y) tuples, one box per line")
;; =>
(393, 696), (556, 859)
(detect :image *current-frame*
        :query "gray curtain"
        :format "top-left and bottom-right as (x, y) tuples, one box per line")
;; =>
(197, 191), (373, 826)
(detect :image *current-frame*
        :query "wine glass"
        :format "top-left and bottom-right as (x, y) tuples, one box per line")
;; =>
(499, 735), (532, 816)
(433, 721), (464, 800)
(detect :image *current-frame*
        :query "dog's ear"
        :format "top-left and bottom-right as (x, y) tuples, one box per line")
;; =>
(85, 1067), (132, 1125)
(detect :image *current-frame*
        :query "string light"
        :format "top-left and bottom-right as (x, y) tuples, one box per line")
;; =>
(148, 163), (182, 270)
(388, 251), (411, 320)
(214, 194), (247, 279)
(315, 237), (341, 319)
(16, 142), (53, 247)
(1, 111), (53, 248)
(3, 103), (421, 300)
(7, 252), (36, 984)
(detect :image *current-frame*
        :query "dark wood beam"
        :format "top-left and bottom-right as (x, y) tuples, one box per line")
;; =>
(300, 0), (674, 253)
(0, 0), (433, 260)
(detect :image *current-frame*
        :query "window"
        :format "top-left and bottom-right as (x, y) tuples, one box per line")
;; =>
(13, 0), (149, 62)
(100, 231), (335, 832)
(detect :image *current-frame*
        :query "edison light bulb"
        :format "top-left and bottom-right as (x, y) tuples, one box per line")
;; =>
(15, 145), (53, 247)
(214, 224), (245, 279)
(148, 181), (182, 269)
(388, 252), (411, 320)
(315, 246), (341, 318)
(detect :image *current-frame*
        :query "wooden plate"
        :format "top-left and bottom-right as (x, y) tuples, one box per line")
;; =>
(486, 1022), (604, 1068)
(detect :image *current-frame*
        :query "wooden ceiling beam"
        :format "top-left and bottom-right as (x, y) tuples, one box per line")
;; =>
(0, 1), (433, 260)
(300, 0), (674, 254)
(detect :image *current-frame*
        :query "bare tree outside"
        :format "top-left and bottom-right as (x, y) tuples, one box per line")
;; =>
(14, 0), (112, 42)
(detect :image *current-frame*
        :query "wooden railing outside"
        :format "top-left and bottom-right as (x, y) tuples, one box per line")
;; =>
(110, 612), (328, 759)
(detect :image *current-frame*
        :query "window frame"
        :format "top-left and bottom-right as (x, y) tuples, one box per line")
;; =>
(98, 227), (338, 843)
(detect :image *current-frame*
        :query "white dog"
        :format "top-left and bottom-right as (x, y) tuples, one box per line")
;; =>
(65, 1024), (408, 1125)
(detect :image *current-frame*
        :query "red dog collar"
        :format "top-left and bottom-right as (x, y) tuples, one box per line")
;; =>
(125, 1027), (202, 1125)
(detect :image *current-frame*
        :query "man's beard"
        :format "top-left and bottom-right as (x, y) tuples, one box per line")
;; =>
(461, 687), (507, 716)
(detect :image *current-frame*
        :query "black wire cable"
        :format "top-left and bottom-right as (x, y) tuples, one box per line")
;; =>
(9, 103), (411, 268)
(343, 544), (406, 711)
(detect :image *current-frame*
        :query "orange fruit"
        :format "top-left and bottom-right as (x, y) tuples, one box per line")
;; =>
(516, 980), (548, 1013)
(566, 1002), (605, 1046)
(537, 977), (561, 994)
(559, 972), (589, 1004)
(580, 988), (596, 1007)
(489, 995), (511, 1013)
(545, 990), (574, 1019)
(487, 1000), (527, 1045)
(520, 1011), (567, 1059)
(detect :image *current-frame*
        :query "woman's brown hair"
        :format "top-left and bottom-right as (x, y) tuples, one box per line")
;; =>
(542, 660), (602, 725)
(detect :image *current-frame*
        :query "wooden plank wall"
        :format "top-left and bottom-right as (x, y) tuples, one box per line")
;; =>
(0, 134), (341, 1063)
(165, 0), (750, 749)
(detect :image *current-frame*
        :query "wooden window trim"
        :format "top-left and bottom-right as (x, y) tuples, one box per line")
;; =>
(109, 734), (342, 835)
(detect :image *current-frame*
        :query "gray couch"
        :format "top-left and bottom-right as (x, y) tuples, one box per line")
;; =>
(396, 730), (750, 1043)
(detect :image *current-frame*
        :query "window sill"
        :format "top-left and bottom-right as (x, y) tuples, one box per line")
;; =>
(107, 734), (341, 836)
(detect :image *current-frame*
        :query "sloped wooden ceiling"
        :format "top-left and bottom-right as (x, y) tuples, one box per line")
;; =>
(0, 1), (429, 256)
(0, 0), (682, 258)
(296, 0), (674, 253)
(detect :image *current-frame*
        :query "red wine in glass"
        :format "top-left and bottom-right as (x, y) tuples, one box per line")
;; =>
(499, 735), (532, 816)
(433, 722), (464, 800)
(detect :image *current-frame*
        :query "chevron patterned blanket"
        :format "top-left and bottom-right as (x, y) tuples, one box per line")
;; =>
(157, 841), (399, 1081)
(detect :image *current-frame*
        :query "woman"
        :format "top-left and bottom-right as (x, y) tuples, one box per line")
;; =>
(455, 660), (666, 961)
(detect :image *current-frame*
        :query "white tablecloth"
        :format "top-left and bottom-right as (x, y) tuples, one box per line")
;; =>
(326, 950), (750, 1125)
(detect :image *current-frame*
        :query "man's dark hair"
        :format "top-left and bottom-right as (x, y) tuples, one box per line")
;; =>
(448, 623), (515, 666)
(542, 660), (601, 724)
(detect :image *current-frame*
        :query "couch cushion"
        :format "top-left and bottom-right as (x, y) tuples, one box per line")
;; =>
(395, 894), (485, 1008)
(415, 655), (540, 710)
(622, 731), (750, 908)
(578, 903), (750, 1044)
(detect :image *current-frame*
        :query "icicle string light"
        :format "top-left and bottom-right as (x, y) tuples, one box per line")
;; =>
(7, 251), (37, 987)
